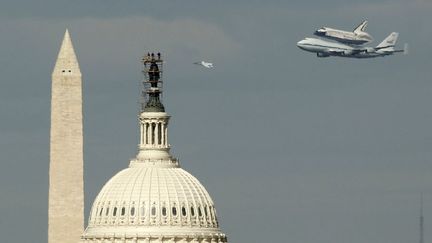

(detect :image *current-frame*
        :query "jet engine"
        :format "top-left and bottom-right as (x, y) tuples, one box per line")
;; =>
(364, 47), (375, 53)
(316, 53), (330, 57)
(343, 50), (354, 55)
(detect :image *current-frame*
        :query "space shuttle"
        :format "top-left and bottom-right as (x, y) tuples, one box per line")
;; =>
(314, 20), (373, 46)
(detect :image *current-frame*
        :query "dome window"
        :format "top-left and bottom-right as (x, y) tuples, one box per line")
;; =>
(190, 206), (195, 216)
(131, 207), (135, 216)
(151, 206), (156, 216)
(99, 207), (103, 216)
(105, 208), (110, 216)
(172, 207), (177, 216)
(204, 206), (208, 217)
(181, 206), (187, 216)
(121, 207), (126, 216)
(113, 207), (117, 216)
(198, 206), (202, 217)
(162, 207), (167, 216)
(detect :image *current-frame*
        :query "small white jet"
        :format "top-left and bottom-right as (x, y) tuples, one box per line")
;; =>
(297, 32), (407, 58)
(314, 20), (373, 46)
(194, 61), (214, 68)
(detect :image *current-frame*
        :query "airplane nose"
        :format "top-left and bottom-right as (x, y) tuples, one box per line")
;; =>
(296, 40), (306, 48)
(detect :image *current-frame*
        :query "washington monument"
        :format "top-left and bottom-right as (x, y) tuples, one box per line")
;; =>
(49, 29), (84, 243)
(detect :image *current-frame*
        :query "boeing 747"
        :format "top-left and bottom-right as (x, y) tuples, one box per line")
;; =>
(297, 32), (407, 58)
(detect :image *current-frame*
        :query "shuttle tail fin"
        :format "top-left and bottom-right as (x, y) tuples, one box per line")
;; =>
(353, 20), (368, 33)
(376, 32), (399, 49)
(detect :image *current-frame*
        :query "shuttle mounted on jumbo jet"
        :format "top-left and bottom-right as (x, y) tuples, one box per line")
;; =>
(297, 32), (407, 58)
(314, 20), (373, 46)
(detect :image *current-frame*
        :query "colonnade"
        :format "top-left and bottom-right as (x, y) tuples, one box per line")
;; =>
(140, 119), (168, 147)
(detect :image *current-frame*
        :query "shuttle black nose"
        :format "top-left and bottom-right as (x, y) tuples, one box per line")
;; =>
(314, 30), (325, 36)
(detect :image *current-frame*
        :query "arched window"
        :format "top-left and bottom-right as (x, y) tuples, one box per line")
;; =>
(121, 207), (126, 216)
(198, 206), (202, 217)
(162, 207), (167, 216)
(172, 207), (177, 216)
(190, 206), (195, 216)
(151, 206), (156, 216)
(182, 206), (187, 216)
(130, 207), (135, 216)
(113, 207), (117, 216)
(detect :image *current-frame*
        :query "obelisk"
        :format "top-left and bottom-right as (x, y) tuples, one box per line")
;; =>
(49, 29), (84, 243)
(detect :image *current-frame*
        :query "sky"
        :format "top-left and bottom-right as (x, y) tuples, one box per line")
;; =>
(0, 0), (431, 243)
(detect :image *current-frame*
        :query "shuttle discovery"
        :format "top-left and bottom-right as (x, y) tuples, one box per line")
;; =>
(297, 32), (407, 58)
(314, 20), (373, 46)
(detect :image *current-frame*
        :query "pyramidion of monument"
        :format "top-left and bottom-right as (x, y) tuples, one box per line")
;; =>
(52, 29), (81, 76)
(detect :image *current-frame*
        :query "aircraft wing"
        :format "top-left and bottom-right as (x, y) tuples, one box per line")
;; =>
(328, 49), (345, 55)
(348, 47), (377, 55)
(328, 48), (368, 55)
(350, 49), (366, 54)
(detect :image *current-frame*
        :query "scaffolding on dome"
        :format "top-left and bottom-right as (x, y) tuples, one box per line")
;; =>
(141, 52), (164, 111)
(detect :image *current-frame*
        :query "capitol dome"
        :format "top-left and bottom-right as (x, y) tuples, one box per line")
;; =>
(81, 55), (228, 243)
(85, 164), (221, 235)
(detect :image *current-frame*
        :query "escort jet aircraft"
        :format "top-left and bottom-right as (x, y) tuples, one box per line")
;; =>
(314, 20), (373, 46)
(193, 61), (214, 68)
(297, 32), (407, 58)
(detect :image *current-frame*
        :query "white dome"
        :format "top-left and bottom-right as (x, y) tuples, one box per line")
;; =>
(82, 162), (226, 241)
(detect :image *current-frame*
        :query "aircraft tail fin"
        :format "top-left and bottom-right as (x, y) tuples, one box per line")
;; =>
(353, 20), (368, 33)
(376, 32), (399, 49)
(394, 43), (409, 55)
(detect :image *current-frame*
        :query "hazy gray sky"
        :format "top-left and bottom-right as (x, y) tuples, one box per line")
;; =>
(1, 1), (431, 243)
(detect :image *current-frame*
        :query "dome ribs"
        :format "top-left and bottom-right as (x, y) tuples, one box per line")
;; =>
(172, 168), (192, 226)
